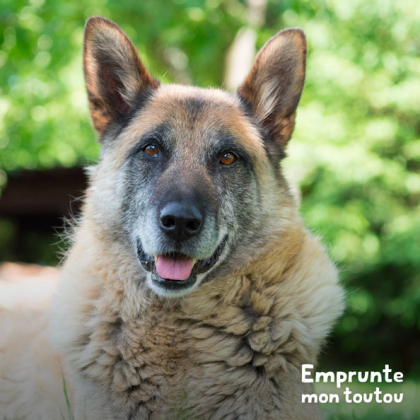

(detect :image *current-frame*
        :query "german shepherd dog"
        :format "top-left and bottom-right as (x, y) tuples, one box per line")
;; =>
(0, 17), (344, 420)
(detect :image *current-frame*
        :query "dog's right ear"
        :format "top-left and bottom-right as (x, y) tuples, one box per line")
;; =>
(83, 17), (159, 136)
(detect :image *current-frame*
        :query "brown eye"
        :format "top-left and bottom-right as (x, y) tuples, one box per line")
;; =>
(144, 144), (159, 157)
(220, 152), (237, 166)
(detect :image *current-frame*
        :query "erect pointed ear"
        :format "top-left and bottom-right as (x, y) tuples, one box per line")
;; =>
(237, 28), (306, 148)
(83, 16), (159, 136)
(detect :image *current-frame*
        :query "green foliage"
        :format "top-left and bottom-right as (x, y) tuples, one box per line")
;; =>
(0, 0), (419, 376)
(279, 0), (420, 375)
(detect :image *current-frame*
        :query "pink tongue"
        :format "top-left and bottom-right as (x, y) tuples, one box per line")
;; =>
(156, 256), (194, 281)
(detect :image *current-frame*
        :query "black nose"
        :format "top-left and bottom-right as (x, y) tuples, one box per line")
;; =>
(159, 202), (203, 240)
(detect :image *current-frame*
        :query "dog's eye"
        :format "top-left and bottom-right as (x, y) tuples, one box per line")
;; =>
(144, 144), (159, 157)
(220, 152), (237, 166)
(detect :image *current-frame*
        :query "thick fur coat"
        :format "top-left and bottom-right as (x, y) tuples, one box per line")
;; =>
(0, 17), (344, 420)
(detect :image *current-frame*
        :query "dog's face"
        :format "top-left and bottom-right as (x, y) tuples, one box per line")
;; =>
(83, 17), (306, 297)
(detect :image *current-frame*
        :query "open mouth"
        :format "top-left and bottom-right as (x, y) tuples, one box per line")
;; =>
(137, 236), (227, 292)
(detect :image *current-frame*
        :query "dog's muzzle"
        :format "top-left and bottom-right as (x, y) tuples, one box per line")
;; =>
(137, 236), (227, 293)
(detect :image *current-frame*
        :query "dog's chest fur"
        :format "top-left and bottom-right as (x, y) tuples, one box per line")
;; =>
(53, 223), (341, 420)
(69, 278), (288, 418)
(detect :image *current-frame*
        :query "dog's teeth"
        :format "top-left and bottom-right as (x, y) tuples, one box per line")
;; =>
(192, 259), (197, 266)
(154, 256), (158, 264)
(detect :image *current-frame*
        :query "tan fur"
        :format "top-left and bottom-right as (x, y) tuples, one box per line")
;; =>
(238, 28), (307, 146)
(84, 16), (159, 134)
(0, 18), (344, 420)
(43, 192), (343, 419)
(110, 85), (268, 177)
(0, 307), (68, 419)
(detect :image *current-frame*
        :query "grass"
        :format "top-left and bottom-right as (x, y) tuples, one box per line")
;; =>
(60, 373), (75, 420)
(2, 374), (75, 420)
(316, 380), (420, 420)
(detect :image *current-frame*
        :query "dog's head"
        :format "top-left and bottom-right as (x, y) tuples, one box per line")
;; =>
(83, 17), (306, 297)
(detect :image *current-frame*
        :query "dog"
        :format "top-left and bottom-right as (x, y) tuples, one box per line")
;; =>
(0, 16), (344, 420)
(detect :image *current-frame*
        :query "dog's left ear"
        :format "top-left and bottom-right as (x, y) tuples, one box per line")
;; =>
(83, 16), (159, 136)
(237, 29), (306, 148)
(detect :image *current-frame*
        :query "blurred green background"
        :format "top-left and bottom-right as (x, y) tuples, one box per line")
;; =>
(0, 0), (419, 418)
